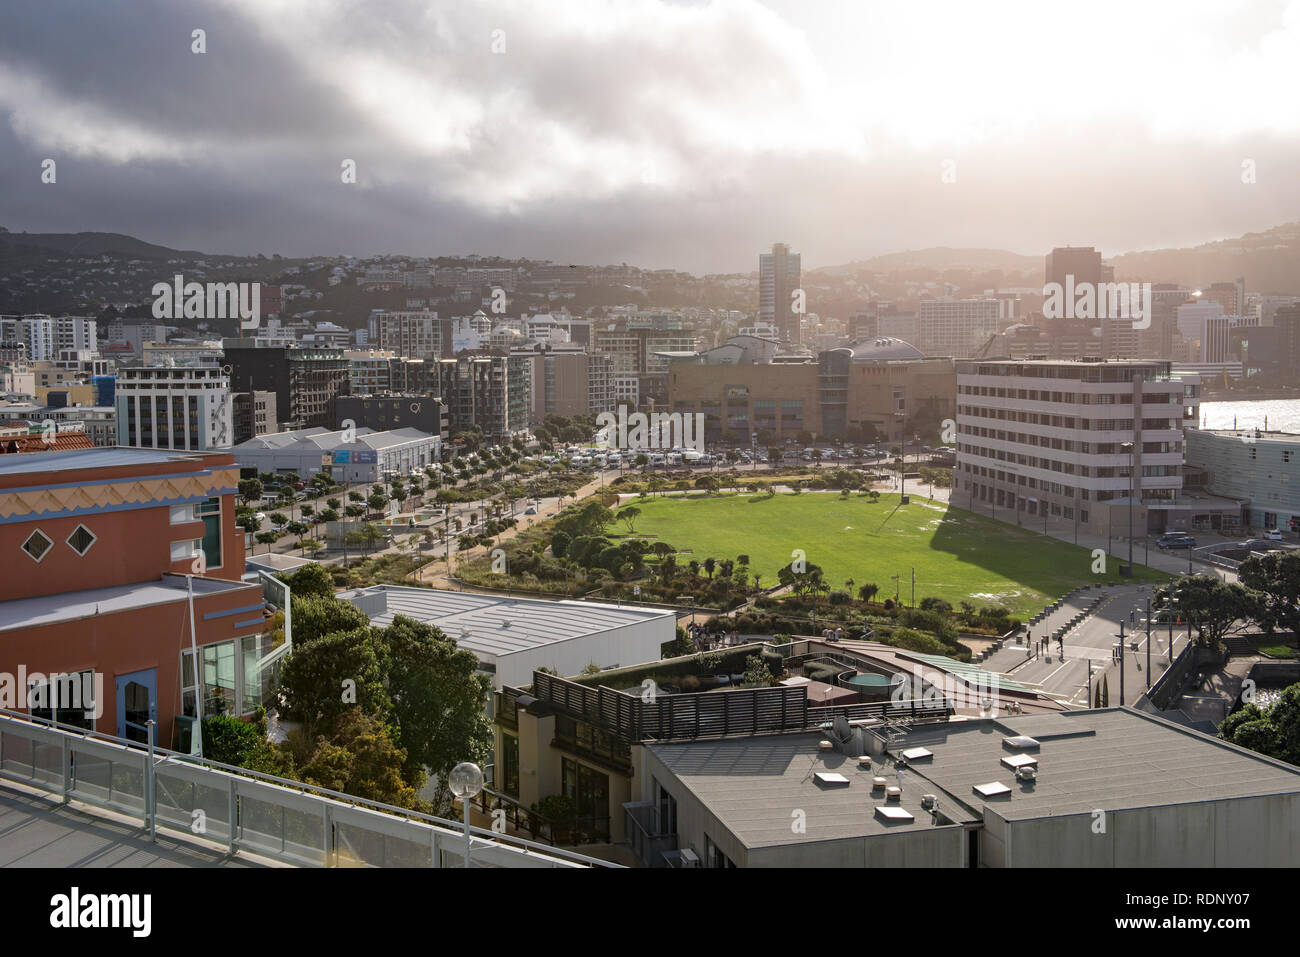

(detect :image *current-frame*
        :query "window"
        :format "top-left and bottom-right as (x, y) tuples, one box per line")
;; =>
(66, 524), (96, 556)
(22, 529), (53, 563)
(171, 540), (198, 562)
(182, 641), (238, 718)
(197, 497), (223, 569)
(500, 733), (520, 797)
(28, 670), (96, 731)
(704, 834), (736, 869)
(561, 757), (611, 842)
(170, 504), (197, 524)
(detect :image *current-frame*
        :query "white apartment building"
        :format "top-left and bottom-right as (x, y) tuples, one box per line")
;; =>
(114, 365), (234, 451)
(1, 316), (55, 362)
(1175, 300), (1224, 341)
(373, 310), (444, 361)
(953, 359), (1203, 537)
(917, 299), (1002, 358)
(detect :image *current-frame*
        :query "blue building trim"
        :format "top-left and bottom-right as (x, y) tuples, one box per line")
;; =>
(201, 602), (266, 621)
(233, 618), (265, 630)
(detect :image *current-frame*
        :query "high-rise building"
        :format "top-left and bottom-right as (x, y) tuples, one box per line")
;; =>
(759, 243), (801, 345)
(432, 353), (531, 439)
(373, 310), (449, 362)
(222, 340), (350, 430)
(114, 366), (233, 450)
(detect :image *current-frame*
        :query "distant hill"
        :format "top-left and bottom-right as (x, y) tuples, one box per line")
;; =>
(0, 228), (204, 260)
(815, 247), (1041, 278)
(1109, 222), (1300, 295)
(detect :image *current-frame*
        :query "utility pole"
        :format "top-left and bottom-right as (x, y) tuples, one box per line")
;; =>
(911, 567), (915, 608)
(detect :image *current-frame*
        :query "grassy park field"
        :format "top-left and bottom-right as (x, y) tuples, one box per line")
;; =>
(624, 492), (1170, 619)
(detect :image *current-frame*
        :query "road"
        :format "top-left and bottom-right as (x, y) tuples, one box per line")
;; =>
(986, 584), (1197, 707)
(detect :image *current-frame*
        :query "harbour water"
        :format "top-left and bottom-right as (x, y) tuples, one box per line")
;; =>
(1199, 399), (1300, 434)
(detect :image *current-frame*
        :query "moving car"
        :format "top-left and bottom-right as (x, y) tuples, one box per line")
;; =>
(1158, 533), (1197, 549)
(1263, 528), (1284, 540)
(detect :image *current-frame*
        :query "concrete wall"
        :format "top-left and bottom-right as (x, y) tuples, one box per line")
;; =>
(746, 827), (965, 868)
(493, 614), (673, 690)
(996, 792), (1300, 866)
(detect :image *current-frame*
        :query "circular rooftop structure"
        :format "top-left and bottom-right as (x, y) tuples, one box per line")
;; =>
(848, 337), (926, 362)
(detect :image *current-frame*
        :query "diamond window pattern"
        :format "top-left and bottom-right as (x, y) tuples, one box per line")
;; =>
(22, 529), (53, 563)
(67, 524), (97, 556)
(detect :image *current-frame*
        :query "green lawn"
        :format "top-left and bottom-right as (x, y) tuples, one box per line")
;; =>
(623, 492), (1170, 619)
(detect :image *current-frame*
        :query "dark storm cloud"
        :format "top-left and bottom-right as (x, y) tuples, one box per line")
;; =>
(2, 0), (1299, 272)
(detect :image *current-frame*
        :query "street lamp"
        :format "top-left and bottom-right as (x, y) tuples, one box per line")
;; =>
(448, 761), (485, 868)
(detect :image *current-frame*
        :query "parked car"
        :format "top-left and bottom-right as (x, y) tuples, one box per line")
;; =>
(1263, 528), (1284, 540)
(1158, 534), (1197, 549)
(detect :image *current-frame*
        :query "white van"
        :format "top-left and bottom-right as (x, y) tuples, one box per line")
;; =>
(666, 452), (683, 466)
(648, 452), (666, 467)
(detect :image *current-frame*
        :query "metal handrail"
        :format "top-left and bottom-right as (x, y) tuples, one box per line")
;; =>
(0, 708), (618, 868)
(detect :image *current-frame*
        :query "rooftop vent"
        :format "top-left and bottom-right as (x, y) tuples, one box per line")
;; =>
(1016, 766), (1037, 782)
(920, 794), (937, 811)
(885, 786), (902, 802)
(875, 805), (914, 822)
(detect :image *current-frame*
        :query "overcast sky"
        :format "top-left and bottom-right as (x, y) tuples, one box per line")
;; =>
(2, 0), (1300, 272)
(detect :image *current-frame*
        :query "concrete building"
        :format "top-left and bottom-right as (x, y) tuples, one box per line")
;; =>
(759, 243), (801, 344)
(631, 708), (1300, 867)
(0, 402), (116, 446)
(592, 323), (699, 412)
(953, 359), (1221, 537)
(231, 425), (440, 484)
(1185, 429), (1300, 531)
(341, 585), (674, 693)
(0, 447), (280, 749)
(431, 353), (530, 439)
(518, 350), (616, 423)
(231, 390), (277, 444)
(917, 298), (1003, 358)
(335, 393), (448, 440)
(222, 340), (350, 430)
(115, 365), (233, 450)
(372, 310), (449, 362)
(669, 336), (955, 444)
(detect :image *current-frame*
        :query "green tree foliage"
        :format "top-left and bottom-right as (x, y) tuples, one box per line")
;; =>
(373, 616), (493, 804)
(1156, 575), (1261, 647)
(297, 710), (420, 808)
(278, 562), (334, 598)
(1238, 551), (1300, 636)
(291, 593), (371, 644)
(278, 628), (389, 735)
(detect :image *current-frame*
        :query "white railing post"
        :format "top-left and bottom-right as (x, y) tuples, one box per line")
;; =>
(228, 778), (239, 855)
(146, 720), (157, 842)
(61, 735), (72, 805)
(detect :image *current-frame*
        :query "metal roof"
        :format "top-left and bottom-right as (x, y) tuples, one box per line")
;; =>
(339, 585), (672, 659)
(0, 447), (202, 476)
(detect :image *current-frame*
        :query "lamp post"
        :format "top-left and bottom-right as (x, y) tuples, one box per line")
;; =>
(448, 761), (485, 868)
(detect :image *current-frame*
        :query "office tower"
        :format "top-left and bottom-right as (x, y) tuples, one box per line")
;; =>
(759, 243), (801, 345)
(917, 298), (1002, 357)
(954, 359), (1203, 537)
